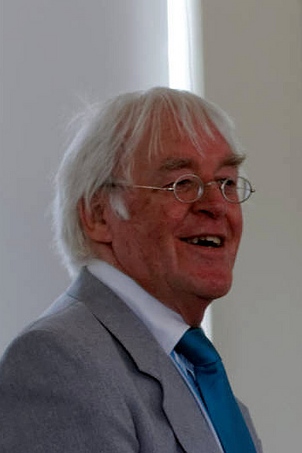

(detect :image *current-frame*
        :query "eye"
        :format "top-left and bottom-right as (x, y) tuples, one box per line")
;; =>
(162, 177), (194, 190)
(162, 181), (175, 189)
(222, 178), (237, 187)
(220, 178), (238, 197)
(175, 177), (197, 192)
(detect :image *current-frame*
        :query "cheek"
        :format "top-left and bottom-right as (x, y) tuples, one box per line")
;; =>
(129, 196), (183, 231)
(229, 204), (243, 232)
(236, 209), (243, 237)
(123, 203), (182, 254)
(113, 194), (189, 259)
(231, 209), (243, 255)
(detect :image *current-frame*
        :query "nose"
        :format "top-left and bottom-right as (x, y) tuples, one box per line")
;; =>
(192, 181), (227, 218)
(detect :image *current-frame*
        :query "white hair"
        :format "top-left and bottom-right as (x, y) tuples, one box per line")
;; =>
(52, 86), (243, 276)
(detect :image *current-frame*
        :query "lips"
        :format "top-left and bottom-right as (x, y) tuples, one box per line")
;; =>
(180, 235), (224, 248)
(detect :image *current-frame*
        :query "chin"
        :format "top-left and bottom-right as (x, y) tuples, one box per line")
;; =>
(193, 271), (233, 300)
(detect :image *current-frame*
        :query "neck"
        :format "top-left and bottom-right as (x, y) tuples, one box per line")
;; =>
(170, 298), (211, 327)
(91, 251), (213, 327)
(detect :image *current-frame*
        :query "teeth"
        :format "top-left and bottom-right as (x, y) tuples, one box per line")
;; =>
(204, 236), (222, 246)
(185, 236), (222, 246)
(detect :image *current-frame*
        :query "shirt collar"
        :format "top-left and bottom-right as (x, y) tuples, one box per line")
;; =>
(87, 260), (189, 354)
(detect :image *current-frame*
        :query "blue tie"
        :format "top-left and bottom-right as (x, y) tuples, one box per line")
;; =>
(175, 328), (257, 453)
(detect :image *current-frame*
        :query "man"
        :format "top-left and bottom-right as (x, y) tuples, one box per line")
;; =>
(0, 87), (262, 452)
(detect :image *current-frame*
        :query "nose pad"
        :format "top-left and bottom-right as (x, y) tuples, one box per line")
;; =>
(192, 181), (227, 217)
(204, 181), (225, 199)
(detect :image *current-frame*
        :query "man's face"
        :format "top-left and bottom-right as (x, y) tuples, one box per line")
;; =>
(101, 127), (243, 323)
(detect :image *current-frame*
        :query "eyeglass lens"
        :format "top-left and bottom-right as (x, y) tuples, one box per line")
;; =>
(174, 175), (202, 202)
(174, 175), (251, 203)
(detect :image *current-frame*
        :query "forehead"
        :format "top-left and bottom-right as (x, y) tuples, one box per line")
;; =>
(133, 125), (243, 177)
(158, 152), (244, 173)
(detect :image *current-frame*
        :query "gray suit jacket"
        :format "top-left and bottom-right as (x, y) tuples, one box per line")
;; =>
(0, 268), (262, 453)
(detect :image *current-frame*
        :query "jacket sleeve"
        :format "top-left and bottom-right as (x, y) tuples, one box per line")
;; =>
(0, 328), (139, 453)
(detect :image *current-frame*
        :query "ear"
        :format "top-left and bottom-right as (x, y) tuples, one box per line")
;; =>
(78, 194), (112, 244)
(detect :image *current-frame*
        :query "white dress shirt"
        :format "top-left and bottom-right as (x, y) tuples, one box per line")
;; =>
(87, 259), (223, 451)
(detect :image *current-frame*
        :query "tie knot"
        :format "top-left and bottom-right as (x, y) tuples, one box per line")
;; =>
(175, 328), (221, 367)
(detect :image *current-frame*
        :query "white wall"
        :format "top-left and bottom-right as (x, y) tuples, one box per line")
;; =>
(203, 1), (302, 452)
(2, 2), (302, 451)
(0, 0), (169, 353)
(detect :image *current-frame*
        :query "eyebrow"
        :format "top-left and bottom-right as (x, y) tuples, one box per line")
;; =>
(159, 153), (246, 172)
(222, 153), (246, 168)
(159, 158), (194, 171)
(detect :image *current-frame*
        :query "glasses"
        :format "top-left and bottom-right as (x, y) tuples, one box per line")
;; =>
(121, 174), (255, 204)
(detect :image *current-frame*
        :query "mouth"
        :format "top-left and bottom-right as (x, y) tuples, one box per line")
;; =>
(180, 235), (224, 248)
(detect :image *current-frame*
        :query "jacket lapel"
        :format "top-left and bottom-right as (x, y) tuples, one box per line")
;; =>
(67, 268), (221, 453)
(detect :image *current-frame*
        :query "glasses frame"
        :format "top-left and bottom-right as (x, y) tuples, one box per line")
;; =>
(128, 174), (255, 204)
(109, 173), (255, 204)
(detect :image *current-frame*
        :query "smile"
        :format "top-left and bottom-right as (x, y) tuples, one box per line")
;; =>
(181, 235), (223, 248)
